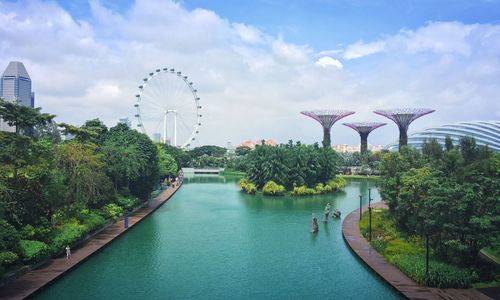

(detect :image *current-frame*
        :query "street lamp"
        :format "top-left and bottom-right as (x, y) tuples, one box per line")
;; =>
(359, 195), (363, 220)
(368, 188), (372, 242)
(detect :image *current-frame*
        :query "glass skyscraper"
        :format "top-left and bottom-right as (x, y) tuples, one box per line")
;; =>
(0, 61), (35, 132)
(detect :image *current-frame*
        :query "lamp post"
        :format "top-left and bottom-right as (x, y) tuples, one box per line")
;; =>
(425, 233), (429, 286)
(368, 188), (372, 242)
(359, 195), (363, 220)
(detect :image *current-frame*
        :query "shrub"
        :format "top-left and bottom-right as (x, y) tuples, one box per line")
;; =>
(19, 240), (50, 264)
(391, 255), (478, 288)
(99, 203), (123, 220)
(0, 251), (18, 266)
(327, 177), (347, 191)
(0, 220), (21, 252)
(80, 211), (106, 232)
(50, 223), (86, 255)
(262, 181), (285, 196)
(238, 178), (257, 195)
(20, 224), (36, 240)
(116, 195), (138, 211)
(292, 185), (317, 196)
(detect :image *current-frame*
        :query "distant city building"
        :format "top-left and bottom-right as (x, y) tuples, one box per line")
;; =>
(118, 117), (131, 128)
(368, 144), (383, 152)
(332, 144), (359, 153)
(238, 139), (277, 149)
(385, 121), (500, 152)
(332, 144), (383, 153)
(153, 133), (161, 143)
(0, 61), (35, 132)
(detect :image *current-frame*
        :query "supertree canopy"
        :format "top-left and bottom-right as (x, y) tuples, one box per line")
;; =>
(374, 108), (435, 150)
(343, 122), (386, 154)
(301, 109), (355, 147)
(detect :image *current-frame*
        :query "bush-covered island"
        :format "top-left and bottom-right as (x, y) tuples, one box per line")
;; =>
(238, 141), (346, 196)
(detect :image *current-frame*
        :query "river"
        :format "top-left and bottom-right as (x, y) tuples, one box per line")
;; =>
(33, 175), (401, 299)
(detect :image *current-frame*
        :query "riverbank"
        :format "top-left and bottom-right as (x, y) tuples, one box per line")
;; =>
(342, 202), (490, 300)
(0, 181), (183, 300)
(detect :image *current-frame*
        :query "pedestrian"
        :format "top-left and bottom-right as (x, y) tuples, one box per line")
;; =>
(65, 245), (71, 259)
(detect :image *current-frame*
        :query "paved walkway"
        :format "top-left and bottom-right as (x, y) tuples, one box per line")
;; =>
(0, 181), (183, 300)
(342, 202), (492, 300)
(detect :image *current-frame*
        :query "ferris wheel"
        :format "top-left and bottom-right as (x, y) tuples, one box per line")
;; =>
(134, 67), (202, 148)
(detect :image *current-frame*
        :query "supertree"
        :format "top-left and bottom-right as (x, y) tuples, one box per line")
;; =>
(301, 109), (355, 147)
(343, 122), (386, 154)
(374, 108), (435, 150)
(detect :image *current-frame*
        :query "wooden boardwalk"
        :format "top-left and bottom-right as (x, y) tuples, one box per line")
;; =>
(0, 181), (183, 300)
(342, 202), (492, 300)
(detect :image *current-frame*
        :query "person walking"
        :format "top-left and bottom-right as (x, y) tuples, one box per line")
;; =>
(65, 245), (71, 259)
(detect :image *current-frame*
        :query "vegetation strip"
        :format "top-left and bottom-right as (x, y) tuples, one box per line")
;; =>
(342, 203), (490, 300)
(0, 182), (182, 300)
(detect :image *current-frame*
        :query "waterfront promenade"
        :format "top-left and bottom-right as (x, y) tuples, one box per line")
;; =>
(342, 202), (491, 300)
(0, 182), (182, 300)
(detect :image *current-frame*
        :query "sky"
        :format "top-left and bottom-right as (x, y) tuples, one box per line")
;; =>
(1, 0), (499, 147)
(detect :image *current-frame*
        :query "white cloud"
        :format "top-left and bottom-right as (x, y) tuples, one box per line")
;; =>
(0, 1), (498, 147)
(272, 37), (311, 65)
(343, 41), (386, 59)
(232, 23), (265, 44)
(315, 56), (343, 69)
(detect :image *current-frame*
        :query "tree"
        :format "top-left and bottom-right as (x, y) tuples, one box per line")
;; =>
(102, 123), (159, 199)
(190, 145), (227, 157)
(445, 135), (454, 151)
(0, 99), (55, 136)
(235, 146), (252, 156)
(157, 145), (178, 179)
(55, 141), (108, 206)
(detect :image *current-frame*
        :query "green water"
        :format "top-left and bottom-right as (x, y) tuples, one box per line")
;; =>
(33, 176), (401, 299)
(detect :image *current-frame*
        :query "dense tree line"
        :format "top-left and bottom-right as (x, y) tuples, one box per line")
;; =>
(238, 141), (343, 195)
(378, 137), (499, 266)
(0, 100), (177, 275)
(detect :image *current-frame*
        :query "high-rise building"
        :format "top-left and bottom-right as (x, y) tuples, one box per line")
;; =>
(0, 61), (35, 132)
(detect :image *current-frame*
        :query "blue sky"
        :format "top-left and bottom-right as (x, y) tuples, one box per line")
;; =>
(57, 0), (500, 47)
(1, 0), (499, 147)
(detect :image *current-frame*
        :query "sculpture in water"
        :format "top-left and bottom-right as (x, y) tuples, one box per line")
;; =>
(311, 214), (319, 233)
(322, 203), (331, 223)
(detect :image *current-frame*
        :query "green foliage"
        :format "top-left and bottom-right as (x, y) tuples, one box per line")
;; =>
(238, 178), (257, 194)
(19, 240), (50, 264)
(79, 210), (107, 232)
(50, 223), (87, 255)
(360, 209), (480, 288)
(291, 185), (317, 196)
(391, 255), (478, 288)
(379, 138), (500, 266)
(245, 141), (340, 191)
(262, 181), (286, 196)
(191, 154), (227, 168)
(0, 220), (20, 252)
(235, 146), (251, 156)
(0, 99), (55, 136)
(157, 146), (178, 178)
(115, 195), (139, 211)
(0, 251), (18, 266)
(190, 145), (226, 158)
(99, 203), (123, 220)
(103, 123), (159, 200)
(161, 144), (192, 168)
